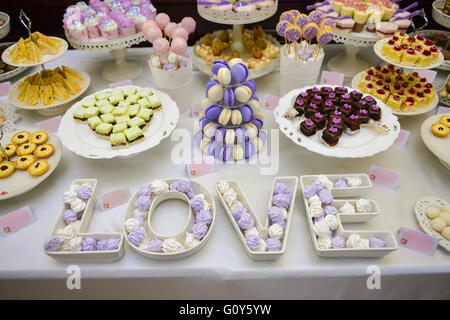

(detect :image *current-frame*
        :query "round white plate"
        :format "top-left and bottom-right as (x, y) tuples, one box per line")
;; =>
(1, 36), (68, 67)
(59, 85), (180, 159)
(414, 30), (450, 71)
(0, 131), (62, 200)
(0, 12), (10, 40)
(415, 196), (450, 252)
(274, 85), (400, 158)
(437, 74), (450, 106)
(420, 112), (450, 165)
(351, 71), (439, 116)
(0, 42), (28, 81)
(193, 29), (280, 80)
(374, 38), (445, 70)
(8, 69), (90, 112)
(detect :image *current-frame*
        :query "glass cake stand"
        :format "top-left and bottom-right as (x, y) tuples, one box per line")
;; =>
(65, 32), (147, 82)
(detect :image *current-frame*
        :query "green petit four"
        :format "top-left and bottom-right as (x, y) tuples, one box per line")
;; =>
(137, 108), (153, 122)
(95, 123), (113, 139)
(110, 133), (128, 149)
(112, 122), (128, 133)
(99, 104), (114, 114)
(88, 116), (102, 130)
(118, 100), (131, 108)
(138, 88), (153, 97)
(112, 107), (127, 116)
(100, 113), (115, 124)
(148, 95), (162, 109)
(138, 97), (150, 109)
(95, 92), (109, 101)
(81, 98), (96, 108)
(123, 87), (137, 97)
(84, 107), (99, 118)
(73, 107), (87, 122)
(128, 117), (146, 129)
(111, 88), (123, 96)
(126, 94), (139, 104)
(124, 126), (145, 144)
(95, 99), (110, 108)
(127, 104), (140, 117)
(109, 94), (124, 105)
(115, 115), (130, 124)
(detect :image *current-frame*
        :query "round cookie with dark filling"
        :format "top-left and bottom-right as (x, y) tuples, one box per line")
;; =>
(3, 144), (17, 158)
(0, 161), (15, 178)
(33, 144), (54, 159)
(27, 160), (49, 176)
(29, 131), (48, 145)
(14, 155), (35, 170)
(11, 131), (30, 145)
(17, 142), (37, 156)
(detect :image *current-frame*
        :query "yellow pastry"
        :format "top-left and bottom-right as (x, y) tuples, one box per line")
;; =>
(16, 142), (37, 156)
(0, 161), (15, 178)
(431, 123), (449, 137)
(29, 131), (48, 145)
(440, 115), (450, 128)
(11, 131), (30, 145)
(3, 144), (17, 158)
(27, 159), (49, 176)
(33, 144), (54, 158)
(14, 155), (35, 170)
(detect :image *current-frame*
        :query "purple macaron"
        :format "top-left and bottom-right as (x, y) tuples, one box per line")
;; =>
(224, 88), (235, 106)
(252, 118), (263, 129)
(207, 141), (218, 157)
(214, 127), (226, 142)
(244, 141), (256, 159)
(230, 63), (249, 83)
(205, 104), (222, 121)
(251, 94), (259, 101)
(240, 105), (254, 123)
(235, 126), (248, 144)
(205, 80), (220, 96)
(211, 60), (229, 75)
(220, 145), (232, 161)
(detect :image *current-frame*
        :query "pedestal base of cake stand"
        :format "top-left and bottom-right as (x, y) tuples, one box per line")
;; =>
(102, 48), (143, 82)
(231, 24), (245, 54)
(327, 44), (370, 78)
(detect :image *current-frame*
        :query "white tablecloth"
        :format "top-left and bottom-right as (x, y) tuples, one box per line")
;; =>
(0, 46), (449, 299)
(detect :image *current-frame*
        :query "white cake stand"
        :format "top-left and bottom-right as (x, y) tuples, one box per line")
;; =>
(329, 30), (379, 78)
(0, 12), (11, 40)
(65, 32), (147, 82)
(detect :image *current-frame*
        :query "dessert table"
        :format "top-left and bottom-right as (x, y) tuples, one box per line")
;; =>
(0, 46), (449, 300)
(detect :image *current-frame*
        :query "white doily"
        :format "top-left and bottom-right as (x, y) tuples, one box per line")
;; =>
(65, 31), (147, 51)
(0, 102), (19, 133)
(334, 30), (379, 47)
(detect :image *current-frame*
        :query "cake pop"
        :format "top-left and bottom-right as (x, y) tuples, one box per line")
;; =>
(180, 17), (196, 34)
(295, 14), (310, 29)
(155, 13), (170, 29)
(308, 10), (323, 25)
(280, 11), (295, 24)
(285, 25), (302, 59)
(143, 25), (162, 43)
(276, 20), (291, 38)
(153, 37), (169, 55)
(314, 26), (334, 61)
(320, 17), (336, 30)
(164, 22), (178, 38)
(290, 9), (301, 18)
(303, 22), (319, 40)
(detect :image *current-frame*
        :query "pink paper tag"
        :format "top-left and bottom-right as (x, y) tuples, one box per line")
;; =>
(109, 80), (132, 88)
(262, 95), (279, 110)
(98, 187), (130, 211)
(397, 227), (440, 256)
(186, 156), (216, 178)
(368, 165), (402, 190)
(320, 71), (345, 86)
(394, 129), (410, 147)
(415, 70), (437, 83)
(35, 116), (62, 134)
(0, 81), (11, 97)
(437, 106), (450, 114)
(191, 102), (202, 117)
(0, 206), (36, 237)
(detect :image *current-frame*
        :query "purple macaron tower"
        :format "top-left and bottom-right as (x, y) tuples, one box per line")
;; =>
(196, 59), (266, 162)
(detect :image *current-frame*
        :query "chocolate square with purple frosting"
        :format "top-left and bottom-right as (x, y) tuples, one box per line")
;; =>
(322, 126), (342, 147)
(300, 118), (318, 136)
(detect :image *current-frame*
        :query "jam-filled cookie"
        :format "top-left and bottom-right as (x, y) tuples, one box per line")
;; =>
(28, 159), (49, 176)
(11, 131), (30, 145)
(16, 142), (37, 156)
(440, 115), (450, 128)
(14, 155), (35, 170)
(0, 161), (15, 178)
(33, 144), (54, 158)
(3, 144), (17, 158)
(30, 131), (48, 145)
(431, 123), (449, 137)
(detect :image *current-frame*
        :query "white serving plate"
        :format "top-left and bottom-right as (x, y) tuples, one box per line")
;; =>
(65, 31), (146, 51)
(299, 176), (398, 258)
(193, 29), (280, 80)
(414, 196), (450, 251)
(374, 37), (445, 70)
(46, 179), (125, 261)
(0, 42), (28, 81)
(59, 85), (180, 159)
(432, 0), (450, 29)
(437, 73), (450, 106)
(0, 131), (62, 201)
(215, 177), (298, 261)
(351, 71), (439, 116)
(123, 179), (216, 260)
(334, 29), (380, 47)
(414, 30), (450, 71)
(274, 85), (400, 158)
(1, 36), (68, 67)
(0, 12), (10, 40)
(8, 70), (90, 116)
(420, 112), (450, 167)
(332, 199), (380, 223)
(300, 174), (373, 198)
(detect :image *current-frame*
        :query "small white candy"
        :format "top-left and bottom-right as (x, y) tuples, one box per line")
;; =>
(167, 52), (178, 64)
(151, 55), (161, 68)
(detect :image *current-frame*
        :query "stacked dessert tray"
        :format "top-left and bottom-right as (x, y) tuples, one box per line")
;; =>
(414, 29), (450, 71)
(65, 31), (146, 82)
(195, 1), (280, 79)
(420, 112), (450, 170)
(274, 85), (400, 159)
(59, 85), (180, 160)
(300, 174), (398, 258)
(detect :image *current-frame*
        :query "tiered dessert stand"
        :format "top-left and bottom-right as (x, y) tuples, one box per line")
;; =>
(196, 1), (280, 79)
(65, 32), (147, 82)
(2, 10), (90, 116)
